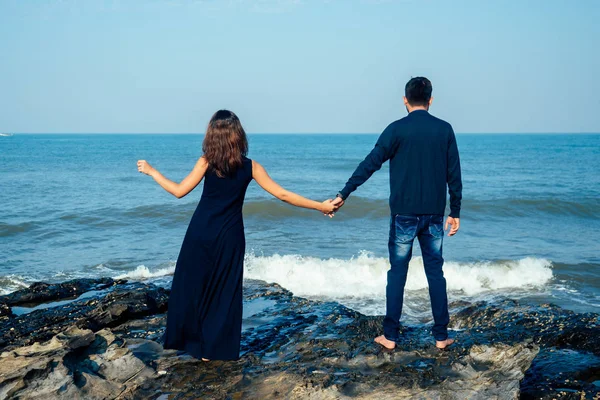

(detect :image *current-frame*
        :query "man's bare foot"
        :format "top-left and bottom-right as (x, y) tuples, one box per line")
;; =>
(374, 335), (396, 350)
(201, 358), (210, 362)
(435, 338), (455, 350)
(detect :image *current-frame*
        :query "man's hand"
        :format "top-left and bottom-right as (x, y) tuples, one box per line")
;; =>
(332, 196), (345, 209)
(320, 199), (337, 217)
(323, 196), (344, 218)
(329, 196), (345, 217)
(445, 217), (460, 236)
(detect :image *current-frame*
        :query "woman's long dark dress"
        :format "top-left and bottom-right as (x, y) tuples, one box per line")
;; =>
(163, 157), (253, 360)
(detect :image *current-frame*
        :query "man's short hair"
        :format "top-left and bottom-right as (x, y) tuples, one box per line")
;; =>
(405, 77), (432, 107)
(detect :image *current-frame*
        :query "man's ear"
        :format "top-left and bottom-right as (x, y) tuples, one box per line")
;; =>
(429, 97), (434, 107)
(403, 96), (409, 106)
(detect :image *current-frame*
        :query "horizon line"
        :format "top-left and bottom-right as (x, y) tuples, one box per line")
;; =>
(4, 132), (600, 135)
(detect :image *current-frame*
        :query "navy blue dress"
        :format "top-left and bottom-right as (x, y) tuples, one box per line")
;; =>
(163, 157), (253, 360)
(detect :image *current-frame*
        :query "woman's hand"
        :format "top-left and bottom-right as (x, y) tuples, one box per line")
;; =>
(138, 157), (207, 198)
(137, 160), (155, 176)
(320, 199), (337, 217)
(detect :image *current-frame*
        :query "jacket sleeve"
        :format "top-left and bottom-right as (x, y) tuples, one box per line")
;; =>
(339, 124), (397, 200)
(447, 125), (462, 218)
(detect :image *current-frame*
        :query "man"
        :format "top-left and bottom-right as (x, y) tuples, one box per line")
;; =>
(332, 77), (462, 350)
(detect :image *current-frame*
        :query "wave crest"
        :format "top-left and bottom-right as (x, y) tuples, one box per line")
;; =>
(113, 263), (176, 280)
(244, 252), (554, 297)
(0, 276), (30, 295)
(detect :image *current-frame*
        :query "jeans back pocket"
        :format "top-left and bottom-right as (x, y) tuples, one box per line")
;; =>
(392, 214), (418, 241)
(428, 215), (444, 238)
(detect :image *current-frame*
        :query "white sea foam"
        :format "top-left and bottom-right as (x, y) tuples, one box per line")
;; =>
(244, 252), (554, 298)
(1, 254), (553, 302)
(0, 253), (561, 321)
(0, 275), (30, 295)
(113, 263), (176, 280)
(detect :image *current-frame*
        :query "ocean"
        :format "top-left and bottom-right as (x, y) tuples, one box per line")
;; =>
(1, 133), (599, 325)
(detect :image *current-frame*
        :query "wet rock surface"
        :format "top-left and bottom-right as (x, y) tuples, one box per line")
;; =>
(0, 278), (598, 399)
(0, 281), (169, 351)
(452, 299), (600, 354)
(0, 278), (124, 307)
(451, 299), (600, 399)
(0, 302), (13, 321)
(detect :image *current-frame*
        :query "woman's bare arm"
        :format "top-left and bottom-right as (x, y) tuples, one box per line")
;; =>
(252, 160), (336, 215)
(137, 157), (209, 199)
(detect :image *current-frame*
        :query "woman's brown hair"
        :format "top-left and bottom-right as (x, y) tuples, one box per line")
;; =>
(202, 110), (248, 177)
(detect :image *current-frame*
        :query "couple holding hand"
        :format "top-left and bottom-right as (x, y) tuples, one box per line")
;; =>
(137, 76), (462, 361)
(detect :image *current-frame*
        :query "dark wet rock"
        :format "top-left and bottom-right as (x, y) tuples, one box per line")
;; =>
(0, 282), (169, 352)
(452, 299), (600, 353)
(520, 347), (600, 400)
(0, 279), (598, 399)
(452, 299), (600, 399)
(0, 302), (13, 321)
(0, 277), (125, 307)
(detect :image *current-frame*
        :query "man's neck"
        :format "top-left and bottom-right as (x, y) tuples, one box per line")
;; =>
(408, 106), (429, 113)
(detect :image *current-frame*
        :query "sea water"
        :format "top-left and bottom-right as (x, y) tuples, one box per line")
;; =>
(1, 133), (599, 322)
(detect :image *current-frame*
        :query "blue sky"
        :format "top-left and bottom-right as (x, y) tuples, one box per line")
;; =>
(1, 0), (599, 133)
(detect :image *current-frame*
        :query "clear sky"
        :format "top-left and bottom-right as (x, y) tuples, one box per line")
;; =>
(1, 0), (599, 134)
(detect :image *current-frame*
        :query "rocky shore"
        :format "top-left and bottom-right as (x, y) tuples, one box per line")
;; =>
(1, 278), (598, 399)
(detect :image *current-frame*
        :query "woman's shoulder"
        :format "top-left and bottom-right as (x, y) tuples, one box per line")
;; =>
(242, 157), (254, 175)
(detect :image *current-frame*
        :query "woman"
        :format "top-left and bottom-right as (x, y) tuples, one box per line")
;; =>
(137, 110), (337, 361)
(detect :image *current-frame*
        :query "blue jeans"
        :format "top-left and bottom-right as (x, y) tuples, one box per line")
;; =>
(383, 214), (449, 342)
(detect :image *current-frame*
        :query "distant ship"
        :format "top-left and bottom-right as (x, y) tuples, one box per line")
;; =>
(0, 133), (13, 137)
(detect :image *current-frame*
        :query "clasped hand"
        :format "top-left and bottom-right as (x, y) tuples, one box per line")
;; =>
(321, 197), (345, 218)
